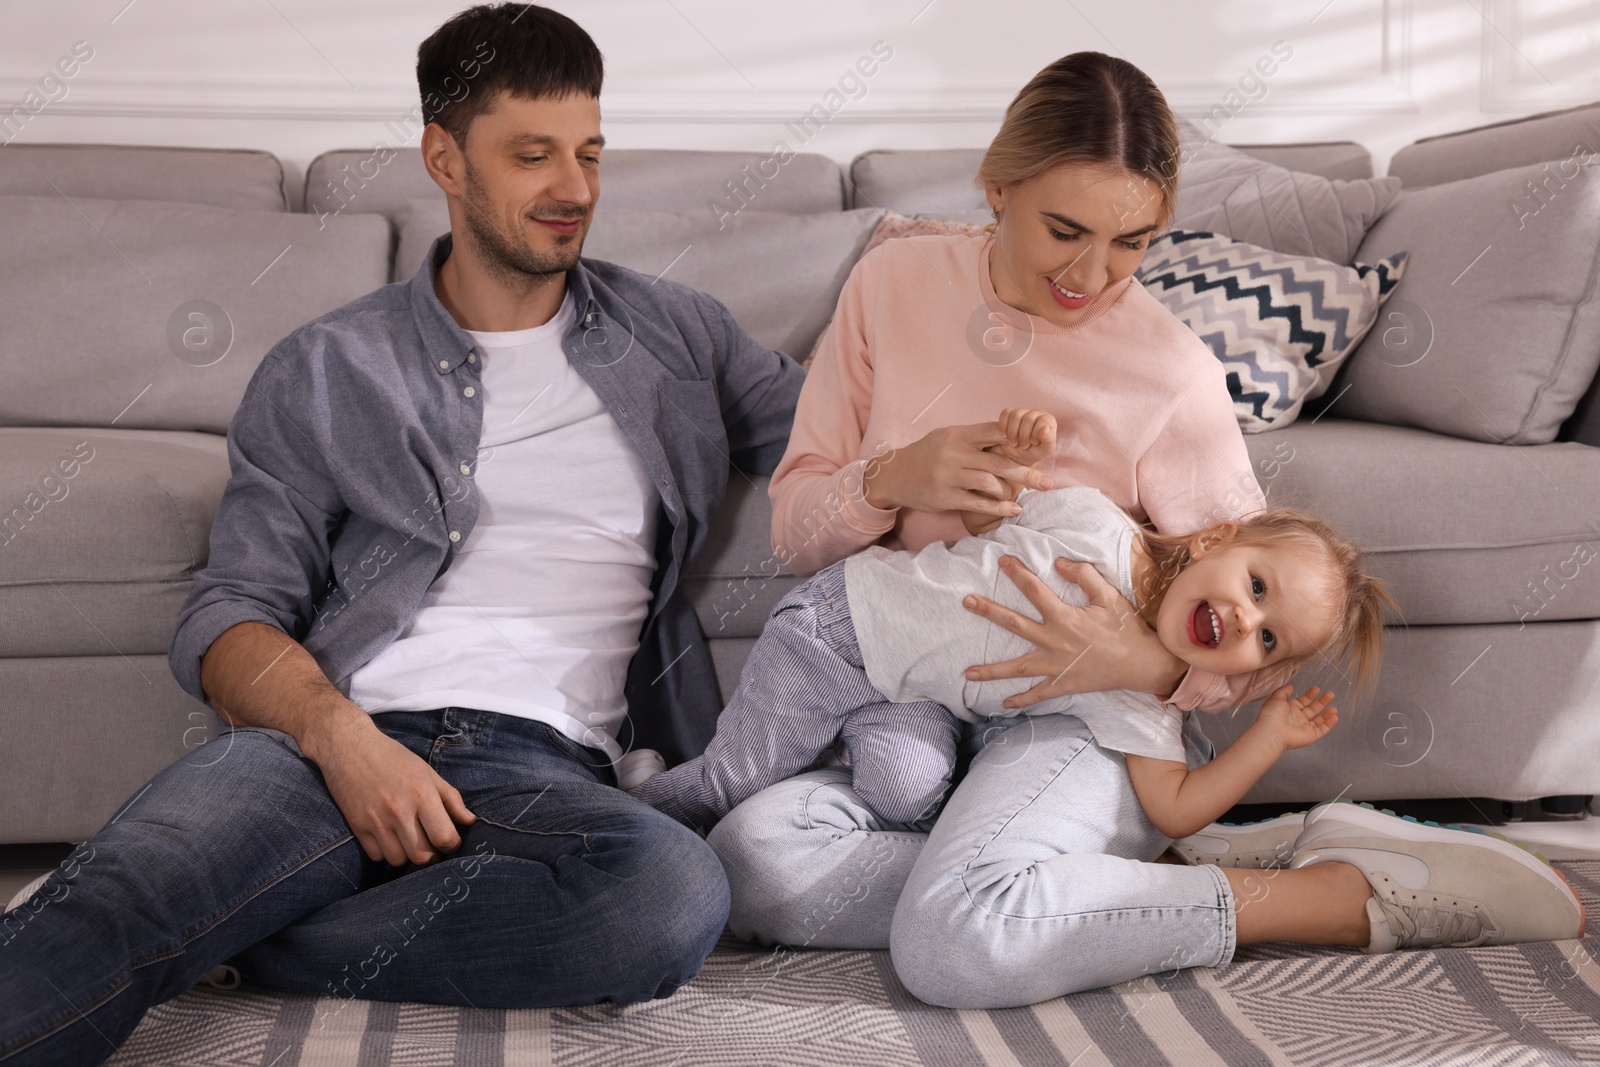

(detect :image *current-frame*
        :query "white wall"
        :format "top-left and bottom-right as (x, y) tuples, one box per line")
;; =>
(3, 0), (1598, 205)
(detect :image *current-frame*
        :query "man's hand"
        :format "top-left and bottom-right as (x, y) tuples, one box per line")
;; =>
(1253, 684), (1338, 752)
(309, 713), (477, 867)
(201, 621), (476, 868)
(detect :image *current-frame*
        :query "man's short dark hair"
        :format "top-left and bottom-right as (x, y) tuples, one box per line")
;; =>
(416, 3), (604, 146)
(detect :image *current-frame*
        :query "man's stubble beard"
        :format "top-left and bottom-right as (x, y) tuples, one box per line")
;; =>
(460, 155), (586, 284)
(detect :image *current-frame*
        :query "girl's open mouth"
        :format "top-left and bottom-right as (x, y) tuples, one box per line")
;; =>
(1188, 600), (1223, 648)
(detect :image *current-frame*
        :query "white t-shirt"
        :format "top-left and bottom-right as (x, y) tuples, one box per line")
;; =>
(347, 292), (659, 758)
(844, 485), (1185, 762)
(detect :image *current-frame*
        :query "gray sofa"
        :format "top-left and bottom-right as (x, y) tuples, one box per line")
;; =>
(4, 104), (1598, 845)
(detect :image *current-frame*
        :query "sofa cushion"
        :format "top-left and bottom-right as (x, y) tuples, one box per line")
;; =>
(395, 200), (883, 359)
(0, 144), (288, 211)
(0, 656), (217, 844)
(0, 196), (391, 434)
(684, 474), (797, 641)
(586, 208), (884, 361)
(1333, 160), (1600, 445)
(1225, 142), (1373, 181)
(848, 149), (988, 215)
(1136, 230), (1407, 431)
(1388, 100), (1600, 188)
(0, 428), (230, 659)
(1171, 119), (1401, 265)
(1245, 419), (1600, 626)
(394, 199), (450, 282)
(306, 147), (845, 223)
(849, 142), (1379, 215)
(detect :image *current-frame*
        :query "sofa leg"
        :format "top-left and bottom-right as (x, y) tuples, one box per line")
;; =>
(1539, 795), (1591, 820)
(1501, 800), (1528, 822)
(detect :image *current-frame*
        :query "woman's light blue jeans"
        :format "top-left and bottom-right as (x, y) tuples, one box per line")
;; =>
(707, 710), (1238, 1008)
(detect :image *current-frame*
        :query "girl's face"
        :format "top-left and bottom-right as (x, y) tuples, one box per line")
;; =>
(1154, 537), (1340, 677)
(986, 162), (1163, 328)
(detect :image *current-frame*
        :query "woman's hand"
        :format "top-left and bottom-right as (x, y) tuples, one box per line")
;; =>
(962, 557), (1188, 707)
(863, 421), (1052, 518)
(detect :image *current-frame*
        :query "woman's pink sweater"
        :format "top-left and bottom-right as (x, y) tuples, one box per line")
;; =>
(770, 233), (1289, 712)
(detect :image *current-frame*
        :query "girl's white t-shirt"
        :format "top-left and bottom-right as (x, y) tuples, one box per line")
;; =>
(844, 485), (1186, 762)
(347, 293), (659, 758)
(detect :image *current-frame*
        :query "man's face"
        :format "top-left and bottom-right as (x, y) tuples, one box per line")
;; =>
(448, 90), (603, 280)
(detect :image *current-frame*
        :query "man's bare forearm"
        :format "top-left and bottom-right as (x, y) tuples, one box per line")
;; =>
(199, 620), (375, 766)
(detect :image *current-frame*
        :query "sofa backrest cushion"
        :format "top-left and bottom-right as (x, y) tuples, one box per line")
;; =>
(305, 147), (846, 223)
(847, 140), (1376, 216)
(848, 149), (988, 215)
(0, 144), (288, 211)
(1224, 142), (1374, 181)
(1388, 100), (1600, 188)
(0, 196), (390, 434)
(1170, 119), (1401, 265)
(1333, 159), (1600, 445)
(394, 201), (883, 359)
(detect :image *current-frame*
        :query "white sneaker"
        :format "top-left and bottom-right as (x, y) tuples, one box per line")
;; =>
(1291, 800), (1587, 953)
(4, 873), (50, 912)
(199, 964), (242, 990)
(1169, 810), (1306, 868)
(616, 748), (667, 792)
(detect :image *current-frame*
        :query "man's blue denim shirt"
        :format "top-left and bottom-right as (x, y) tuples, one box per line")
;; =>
(170, 234), (805, 762)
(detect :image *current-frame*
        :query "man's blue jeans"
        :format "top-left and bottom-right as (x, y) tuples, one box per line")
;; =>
(0, 708), (730, 1066)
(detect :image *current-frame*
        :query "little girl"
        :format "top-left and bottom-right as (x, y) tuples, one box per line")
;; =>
(630, 410), (1391, 840)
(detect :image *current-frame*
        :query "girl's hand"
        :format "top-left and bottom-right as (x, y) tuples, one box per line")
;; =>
(1254, 684), (1338, 751)
(962, 557), (1188, 706)
(992, 408), (1057, 467)
(863, 421), (1052, 518)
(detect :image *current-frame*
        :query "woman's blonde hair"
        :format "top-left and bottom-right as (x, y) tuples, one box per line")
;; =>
(978, 51), (1181, 230)
(1132, 508), (1397, 701)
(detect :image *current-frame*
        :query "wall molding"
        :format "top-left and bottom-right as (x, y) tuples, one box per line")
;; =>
(0, 2), (1421, 127)
(0, 79), (1421, 127)
(1480, 0), (1600, 112)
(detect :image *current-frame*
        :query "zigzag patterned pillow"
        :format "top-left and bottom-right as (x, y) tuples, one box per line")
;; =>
(1136, 229), (1407, 432)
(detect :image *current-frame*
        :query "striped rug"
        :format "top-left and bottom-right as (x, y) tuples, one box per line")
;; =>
(108, 860), (1600, 1067)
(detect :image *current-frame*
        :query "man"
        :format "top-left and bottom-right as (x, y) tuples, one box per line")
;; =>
(0, 5), (804, 1063)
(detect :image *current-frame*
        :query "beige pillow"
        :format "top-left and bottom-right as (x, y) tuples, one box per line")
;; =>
(1172, 117), (1401, 265)
(1334, 159), (1600, 444)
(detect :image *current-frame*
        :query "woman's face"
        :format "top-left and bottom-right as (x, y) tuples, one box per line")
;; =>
(986, 163), (1163, 327)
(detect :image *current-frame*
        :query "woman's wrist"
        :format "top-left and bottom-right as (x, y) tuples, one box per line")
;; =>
(861, 460), (896, 510)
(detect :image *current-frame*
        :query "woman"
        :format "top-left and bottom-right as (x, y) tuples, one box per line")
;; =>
(707, 52), (1583, 1005)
